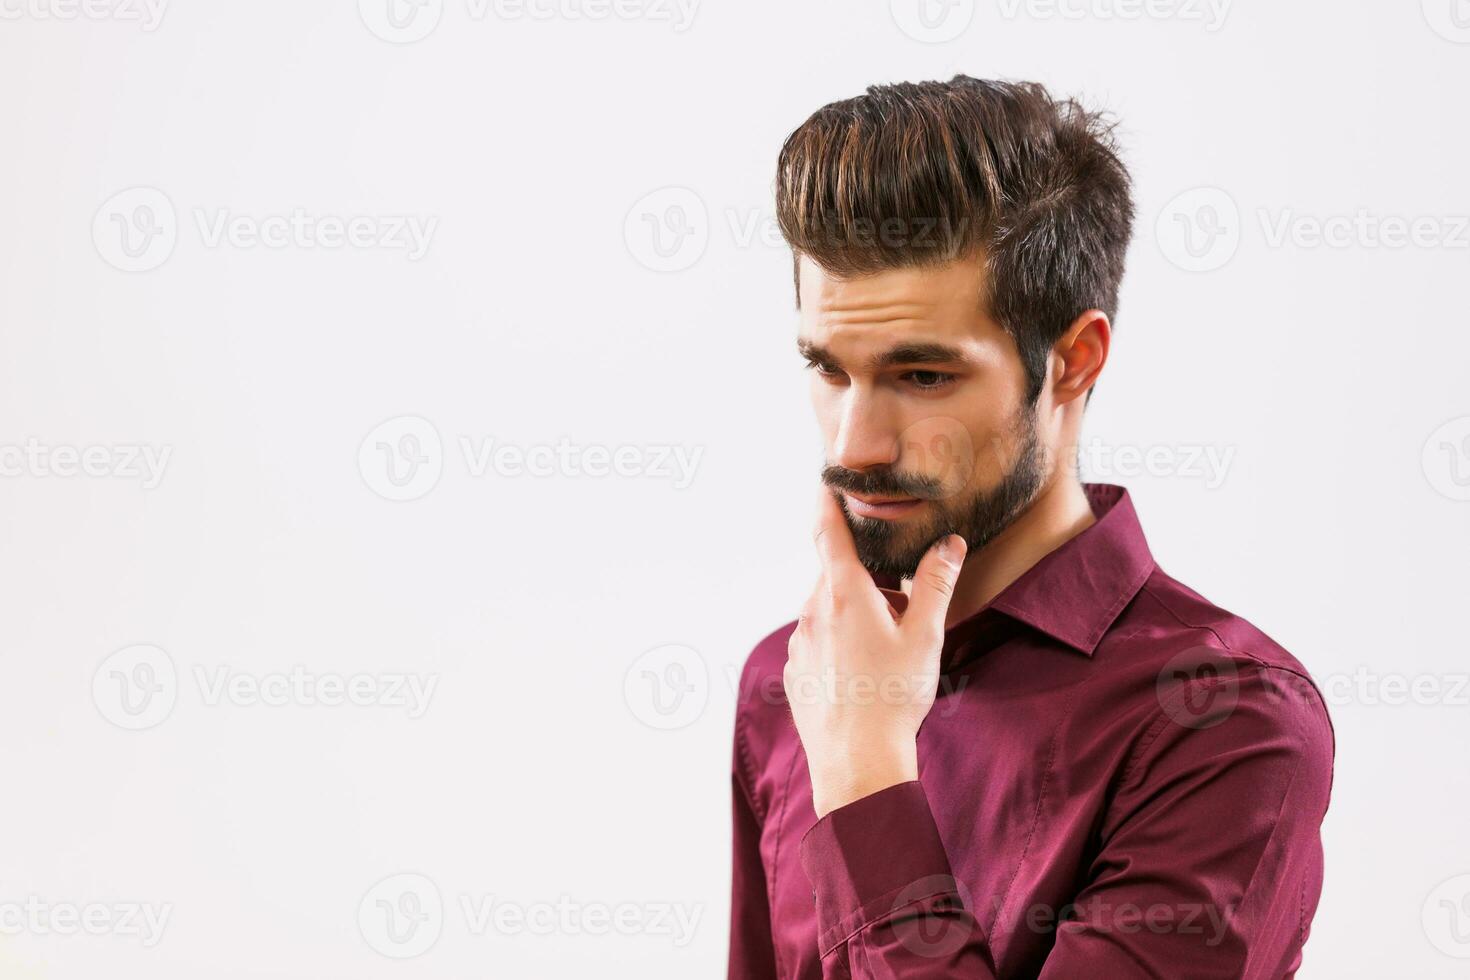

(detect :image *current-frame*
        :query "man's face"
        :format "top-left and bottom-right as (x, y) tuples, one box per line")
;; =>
(799, 254), (1048, 579)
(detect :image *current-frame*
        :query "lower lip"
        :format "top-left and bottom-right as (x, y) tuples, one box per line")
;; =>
(844, 495), (923, 520)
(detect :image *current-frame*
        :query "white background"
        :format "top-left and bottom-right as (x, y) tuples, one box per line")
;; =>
(1, 1), (1468, 976)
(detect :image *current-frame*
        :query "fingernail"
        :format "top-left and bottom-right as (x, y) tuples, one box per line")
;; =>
(939, 535), (965, 563)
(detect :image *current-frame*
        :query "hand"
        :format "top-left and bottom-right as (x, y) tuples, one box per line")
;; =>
(784, 487), (967, 818)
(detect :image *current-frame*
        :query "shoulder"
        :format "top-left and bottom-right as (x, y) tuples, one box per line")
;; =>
(1091, 567), (1336, 789)
(1102, 566), (1326, 694)
(735, 619), (798, 709)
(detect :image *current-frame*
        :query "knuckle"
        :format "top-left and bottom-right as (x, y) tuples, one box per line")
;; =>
(924, 569), (955, 599)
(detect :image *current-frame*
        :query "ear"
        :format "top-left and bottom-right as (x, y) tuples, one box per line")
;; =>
(1051, 309), (1111, 407)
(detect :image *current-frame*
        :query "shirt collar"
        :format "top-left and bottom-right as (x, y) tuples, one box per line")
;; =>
(967, 483), (1155, 657)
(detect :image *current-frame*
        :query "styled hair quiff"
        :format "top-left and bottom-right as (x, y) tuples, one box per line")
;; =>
(775, 76), (1135, 403)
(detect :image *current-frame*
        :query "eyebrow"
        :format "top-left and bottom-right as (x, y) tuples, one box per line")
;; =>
(797, 339), (969, 370)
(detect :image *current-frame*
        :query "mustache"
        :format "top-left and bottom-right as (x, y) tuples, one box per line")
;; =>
(821, 464), (944, 500)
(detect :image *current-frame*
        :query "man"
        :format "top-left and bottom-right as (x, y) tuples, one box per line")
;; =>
(728, 76), (1334, 978)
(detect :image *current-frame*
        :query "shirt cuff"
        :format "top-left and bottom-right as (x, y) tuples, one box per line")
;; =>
(798, 780), (958, 954)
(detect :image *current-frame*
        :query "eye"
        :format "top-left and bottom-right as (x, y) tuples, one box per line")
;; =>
(805, 360), (844, 380)
(903, 370), (956, 391)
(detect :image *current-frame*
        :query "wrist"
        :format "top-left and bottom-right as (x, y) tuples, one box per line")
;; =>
(809, 738), (918, 818)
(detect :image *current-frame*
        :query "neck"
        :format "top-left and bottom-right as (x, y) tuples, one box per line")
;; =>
(930, 475), (1097, 630)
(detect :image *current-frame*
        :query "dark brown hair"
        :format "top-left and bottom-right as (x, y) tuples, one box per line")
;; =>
(775, 76), (1135, 403)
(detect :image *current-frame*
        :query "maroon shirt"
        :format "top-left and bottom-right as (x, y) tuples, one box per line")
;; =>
(729, 483), (1334, 978)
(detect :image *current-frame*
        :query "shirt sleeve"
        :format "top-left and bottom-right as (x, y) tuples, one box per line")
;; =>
(728, 715), (780, 979)
(797, 666), (1335, 979)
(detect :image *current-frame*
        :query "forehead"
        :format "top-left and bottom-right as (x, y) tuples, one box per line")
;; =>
(796, 254), (996, 346)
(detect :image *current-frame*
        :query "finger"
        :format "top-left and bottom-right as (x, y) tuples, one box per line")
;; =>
(812, 484), (866, 587)
(903, 534), (967, 636)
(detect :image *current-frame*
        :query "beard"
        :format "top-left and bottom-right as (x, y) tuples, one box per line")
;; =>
(821, 408), (1047, 580)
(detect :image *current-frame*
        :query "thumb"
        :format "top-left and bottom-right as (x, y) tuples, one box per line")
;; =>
(903, 534), (967, 637)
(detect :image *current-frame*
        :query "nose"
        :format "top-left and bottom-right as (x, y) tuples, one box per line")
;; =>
(831, 387), (900, 473)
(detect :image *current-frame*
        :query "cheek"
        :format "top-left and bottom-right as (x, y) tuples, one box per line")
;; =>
(896, 415), (976, 500)
(808, 380), (840, 447)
